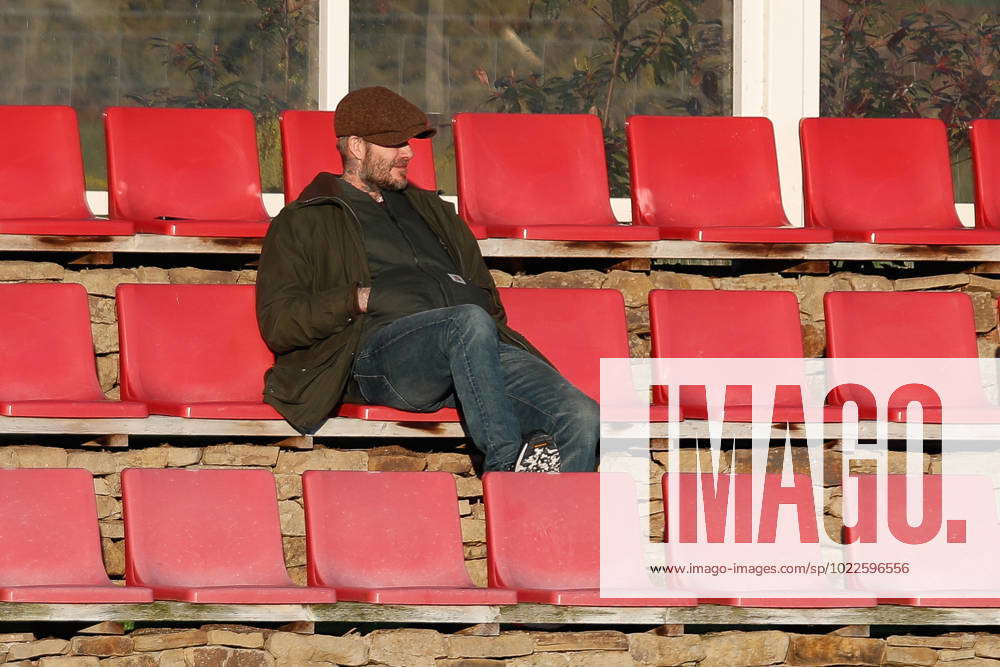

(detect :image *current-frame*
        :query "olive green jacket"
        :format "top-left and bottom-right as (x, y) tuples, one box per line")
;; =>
(256, 173), (543, 433)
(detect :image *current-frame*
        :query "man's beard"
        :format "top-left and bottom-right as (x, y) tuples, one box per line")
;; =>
(360, 151), (409, 191)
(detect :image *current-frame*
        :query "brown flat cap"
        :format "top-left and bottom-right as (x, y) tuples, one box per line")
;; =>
(334, 86), (436, 147)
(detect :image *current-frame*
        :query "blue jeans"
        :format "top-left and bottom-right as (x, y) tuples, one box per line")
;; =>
(352, 304), (598, 471)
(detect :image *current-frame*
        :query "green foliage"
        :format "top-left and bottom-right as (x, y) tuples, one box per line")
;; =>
(820, 0), (1000, 199)
(128, 0), (319, 191)
(478, 0), (731, 195)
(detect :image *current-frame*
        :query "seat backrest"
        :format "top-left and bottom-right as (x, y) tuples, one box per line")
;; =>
(104, 107), (269, 221)
(0, 469), (114, 586)
(0, 283), (105, 402)
(280, 110), (438, 202)
(116, 284), (273, 404)
(0, 105), (92, 220)
(824, 291), (977, 358)
(627, 116), (789, 228)
(302, 471), (473, 588)
(484, 472), (646, 590)
(121, 468), (293, 588)
(453, 113), (616, 227)
(499, 288), (629, 402)
(971, 120), (1000, 229)
(649, 290), (804, 406)
(800, 118), (961, 231)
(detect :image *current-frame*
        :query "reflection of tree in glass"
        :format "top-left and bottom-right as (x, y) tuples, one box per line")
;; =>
(820, 0), (1000, 201)
(477, 0), (731, 195)
(128, 0), (319, 191)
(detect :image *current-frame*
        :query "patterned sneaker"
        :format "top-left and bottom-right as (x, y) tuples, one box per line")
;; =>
(513, 431), (561, 472)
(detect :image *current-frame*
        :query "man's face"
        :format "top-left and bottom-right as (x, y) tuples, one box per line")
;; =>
(359, 140), (413, 191)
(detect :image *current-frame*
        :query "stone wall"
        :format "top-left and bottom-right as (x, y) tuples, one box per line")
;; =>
(2, 625), (1000, 666)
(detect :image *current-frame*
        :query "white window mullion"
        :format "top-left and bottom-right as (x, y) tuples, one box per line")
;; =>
(319, 0), (350, 110)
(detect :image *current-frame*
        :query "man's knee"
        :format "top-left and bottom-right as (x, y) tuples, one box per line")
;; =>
(446, 304), (497, 342)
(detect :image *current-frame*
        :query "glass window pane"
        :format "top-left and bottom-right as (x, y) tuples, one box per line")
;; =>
(351, 1), (734, 195)
(0, 1), (319, 192)
(820, 0), (1000, 203)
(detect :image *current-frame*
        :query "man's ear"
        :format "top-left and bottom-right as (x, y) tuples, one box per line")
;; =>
(347, 136), (368, 163)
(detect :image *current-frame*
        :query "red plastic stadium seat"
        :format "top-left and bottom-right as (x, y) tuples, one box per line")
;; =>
(279, 110), (440, 199)
(499, 288), (630, 403)
(971, 120), (1000, 230)
(453, 113), (659, 241)
(303, 471), (516, 604)
(662, 473), (874, 607)
(105, 107), (270, 237)
(824, 291), (983, 422)
(0, 106), (133, 236)
(116, 284), (280, 419)
(800, 118), (1000, 244)
(648, 290), (830, 422)
(0, 469), (152, 603)
(122, 468), (336, 603)
(484, 472), (694, 606)
(627, 116), (832, 243)
(844, 474), (1000, 606)
(0, 284), (146, 418)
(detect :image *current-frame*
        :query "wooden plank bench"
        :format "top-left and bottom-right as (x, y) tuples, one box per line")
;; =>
(4, 234), (1000, 261)
(1, 601), (997, 626)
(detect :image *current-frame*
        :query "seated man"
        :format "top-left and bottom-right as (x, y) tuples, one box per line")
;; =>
(256, 86), (597, 472)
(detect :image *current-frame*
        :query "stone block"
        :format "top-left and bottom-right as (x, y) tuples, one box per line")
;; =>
(602, 271), (653, 308)
(166, 447), (202, 467)
(38, 658), (99, 666)
(627, 634), (704, 666)
(976, 635), (1000, 658)
(95, 495), (120, 519)
(101, 540), (125, 577)
(508, 655), (570, 666)
(236, 270), (258, 285)
(455, 476), (483, 498)
(79, 622), (124, 636)
(466, 558), (487, 587)
(367, 629), (445, 666)
(0, 260), (64, 281)
(99, 520), (125, 539)
(446, 635), (534, 658)
(202, 444), (279, 467)
(650, 271), (715, 291)
(156, 648), (188, 666)
(458, 499), (472, 516)
(274, 474), (302, 500)
(786, 635), (884, 665)
(277, 500), (306, 536)
(287, 565), (306, 586)
(68, 451), (117, 475)
(802, 321), (826, 357)
(894, 274), (970, 291)
(0, 445), (68, 468)
(115, 447), (170, 471)
(89, 296), (118, 324)
(514, 270), (605, 290)
(426, 453), (474, 474)
(7, 639), (70, 660)
(940, 648), (977, 661)
(203, 630), (266, 649)
(93, 478), (113, 496)
(699, 630), (788, 667)
(167, 268), (239, 284)
(824, 487), (843, 519)
(718, 273), (797, 292)
(184, 646), (274, 666)
(282, 537), (307, 567)
(882, 645), (937, 665)
(274, 448), (368, 474)
(0, 633), (35, 642)
(626, 307), (650, 334)
(64, 269), (138, 297)
(134, 267), (170, 283)
(838, 273), (893, 292)
(967, 275), (1000, 296)
(797, 276), (839, 321)
(463, 543), (487, 560)
(69, 636), (132, 657)
(437, 660), (506, 667)
(629, 334), (650, 358)
(971, 291), (998, 332)
(888, 635), (967, 649)
(367, 445), (426, 471)
(490, 270), (514, 288)
(133, 630), (208, 652)
(530, 631), (628, 652)
(461, 518), (486, 542)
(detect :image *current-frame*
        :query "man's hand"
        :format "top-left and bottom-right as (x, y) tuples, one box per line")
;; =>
(357, 287), (371, 313)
